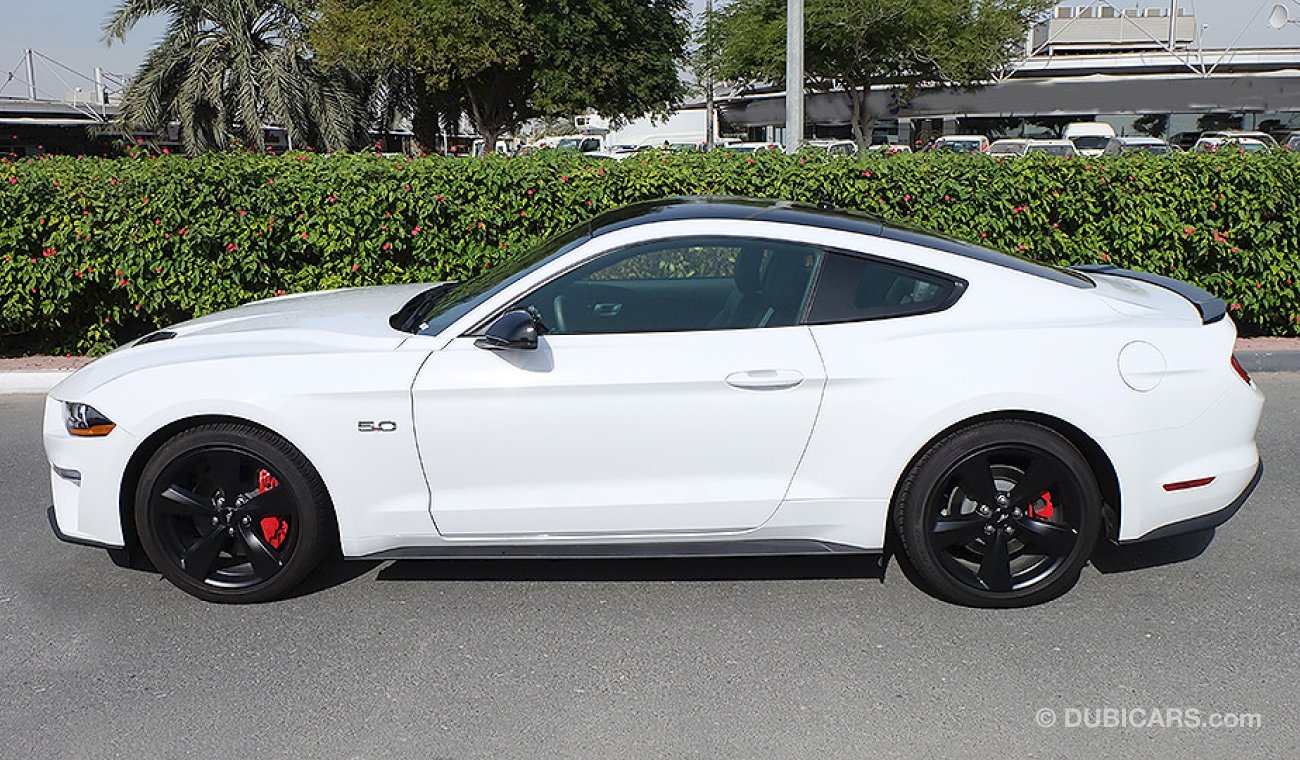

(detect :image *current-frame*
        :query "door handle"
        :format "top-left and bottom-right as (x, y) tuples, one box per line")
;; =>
(725, 369), (804, 391)
(592, 303), (622, 317)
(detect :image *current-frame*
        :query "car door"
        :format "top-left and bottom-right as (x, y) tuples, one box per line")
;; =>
(411, 236), (828, 537)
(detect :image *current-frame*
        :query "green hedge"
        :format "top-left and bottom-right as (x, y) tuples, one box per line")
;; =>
(3, 149), (1299, 354)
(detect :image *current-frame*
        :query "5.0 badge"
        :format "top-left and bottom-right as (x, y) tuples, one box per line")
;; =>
(357, 420), (398, 432)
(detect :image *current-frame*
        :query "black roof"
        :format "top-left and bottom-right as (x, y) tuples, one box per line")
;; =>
(586, 197), (1092, 289)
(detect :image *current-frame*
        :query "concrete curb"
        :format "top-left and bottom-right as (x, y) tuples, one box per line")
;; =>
(0, 371), (70, 394)
(2, 351), (1299, 396)
(1237, 351), (1300, 374)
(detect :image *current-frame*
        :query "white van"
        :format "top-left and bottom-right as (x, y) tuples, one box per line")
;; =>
(1062, 122), (1117, 156)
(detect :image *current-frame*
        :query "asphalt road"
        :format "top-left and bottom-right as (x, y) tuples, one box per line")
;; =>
(3, 377), (1298, 758)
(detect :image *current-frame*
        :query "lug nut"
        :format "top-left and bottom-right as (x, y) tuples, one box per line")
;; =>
(211, 516), (220, 525)
(983, 525), (995, 534)
(227, 528), (236, 537)
(241, 516), (251, 525)
(1012, 508), (1023, 518)
(1004, 525), (1015, 535)
(978, 505), (992, 517)
(996, 494), (1009, 506)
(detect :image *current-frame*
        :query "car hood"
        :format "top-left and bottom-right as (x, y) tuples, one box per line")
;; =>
(50, 284), (438, 400)
(160, 283), (437, 339)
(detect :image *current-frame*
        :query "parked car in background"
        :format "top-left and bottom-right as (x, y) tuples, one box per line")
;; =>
(866, 143), (912, 155)
(725, 141), (782, 153)
(1200, 130), (1278, 148)
(1192, 137), (1271, 153)
(931, 135), (989, 153)
(806, 139), (858, 156)
(1284, 133), (1300, 151)
(1063, 122), (1117, 156)
(1101, 137), (1174, 156)
(1169, 131), (1202, 151)
(987, 139), (1029, 157)
(1024, 140), (1078, 157)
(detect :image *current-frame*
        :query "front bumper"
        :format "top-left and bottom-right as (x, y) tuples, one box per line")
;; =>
(47, 505), (121, 549)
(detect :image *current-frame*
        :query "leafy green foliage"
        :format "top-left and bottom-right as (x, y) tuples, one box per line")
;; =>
(2, 150), (1298, 355)
(105, 0), (369, 154)
(312, 0), (691, 151)
(712, 0), (1055, 149)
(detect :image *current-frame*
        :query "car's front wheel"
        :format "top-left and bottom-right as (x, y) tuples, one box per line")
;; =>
(134, 424), (333, 603)
(894, 421), (1102, 607)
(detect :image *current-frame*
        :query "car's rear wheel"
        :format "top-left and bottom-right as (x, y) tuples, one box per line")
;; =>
(894, 421), (1101, 607)
(134, 424), (332, 603)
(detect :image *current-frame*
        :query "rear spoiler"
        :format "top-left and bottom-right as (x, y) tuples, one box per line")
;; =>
(1072, 264), (1226, 325)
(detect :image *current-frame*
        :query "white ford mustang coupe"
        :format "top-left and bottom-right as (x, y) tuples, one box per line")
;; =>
(45, 198), (1263, 606)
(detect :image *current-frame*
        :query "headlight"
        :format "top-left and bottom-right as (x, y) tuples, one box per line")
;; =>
(64, 402), (116, 437)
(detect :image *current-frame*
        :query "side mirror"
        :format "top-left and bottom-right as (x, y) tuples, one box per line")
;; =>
(475, 310), (539, 351)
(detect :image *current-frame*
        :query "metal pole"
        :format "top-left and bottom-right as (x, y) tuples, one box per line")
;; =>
(704, 0), (715, 150)
(94, 67), (105, 105)
(1168, 0), (1177, 51)
(25, 49), (37, 101)
(785, 0), (803, 152)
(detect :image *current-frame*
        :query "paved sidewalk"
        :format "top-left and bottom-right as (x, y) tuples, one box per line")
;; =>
(4, 337), (1298, 394)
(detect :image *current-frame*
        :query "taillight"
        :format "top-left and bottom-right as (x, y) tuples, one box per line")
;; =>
(1231, 354), (1252, 385)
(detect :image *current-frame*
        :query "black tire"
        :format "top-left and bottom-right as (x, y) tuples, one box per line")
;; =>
(134, 423), (333, 603)
(894, 421), (1101, 608)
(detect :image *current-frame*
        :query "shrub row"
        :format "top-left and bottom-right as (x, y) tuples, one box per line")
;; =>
(2, 149), (1298, 354)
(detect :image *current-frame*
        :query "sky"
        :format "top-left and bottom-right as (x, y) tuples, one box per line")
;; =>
(1, 0), (1298, 99)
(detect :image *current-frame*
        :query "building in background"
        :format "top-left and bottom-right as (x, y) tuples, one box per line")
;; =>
(718, 1), (1300, 147)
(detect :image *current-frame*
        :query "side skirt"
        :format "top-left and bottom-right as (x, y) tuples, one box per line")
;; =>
(357, 539), (875, 561)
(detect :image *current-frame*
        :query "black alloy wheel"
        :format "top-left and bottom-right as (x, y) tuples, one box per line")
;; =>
(896, 421), (1102, 607)
(135, 424), (332, 603)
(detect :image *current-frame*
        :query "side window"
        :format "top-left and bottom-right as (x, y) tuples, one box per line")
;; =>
(806, 251), (959, 323)
(510, 237), (820, 334)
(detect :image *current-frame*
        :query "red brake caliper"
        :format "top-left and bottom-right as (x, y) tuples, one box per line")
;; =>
(257, 469), (288, 549)
(1029, 491), (1055, 520)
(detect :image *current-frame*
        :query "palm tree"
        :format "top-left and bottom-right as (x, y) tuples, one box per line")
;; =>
(105, 0), (369, 154)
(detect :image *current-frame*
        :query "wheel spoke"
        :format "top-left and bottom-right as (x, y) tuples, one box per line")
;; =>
(180, 528), (228, 580)
(1008, 455), (1066, 509)
(932, 514), (986, 548)
(238, 523), (283, 579)
(238, 487), (293, 518)
(1013, 516), (1077, 556)
(157, 485), (215, 517)
(954, 454), (1000, 507)
(977, 530), (1012, 592)
(206, 449), (246, 499)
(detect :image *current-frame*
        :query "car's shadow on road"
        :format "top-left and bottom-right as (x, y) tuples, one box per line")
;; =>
(373, 554), (889, 583)
(1090, 528), (1216, 574)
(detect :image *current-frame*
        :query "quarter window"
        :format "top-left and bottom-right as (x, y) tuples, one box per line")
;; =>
(806, 251), (959, 323)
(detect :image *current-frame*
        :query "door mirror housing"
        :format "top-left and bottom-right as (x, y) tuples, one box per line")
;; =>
(475, 310), (539, 351)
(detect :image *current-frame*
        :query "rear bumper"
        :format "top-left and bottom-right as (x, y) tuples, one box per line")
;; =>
(1119, 460), (1262, 544)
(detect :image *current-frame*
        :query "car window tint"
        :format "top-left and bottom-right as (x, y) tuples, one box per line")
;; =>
(806, 251), (959, 323)
(510, 237), (821, 334)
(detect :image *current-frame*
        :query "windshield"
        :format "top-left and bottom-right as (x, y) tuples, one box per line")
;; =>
(988, 143), (1024, 155)
(936, 140), (981, 153)
(413, 224), (591, 336)
(1027, 144), (1074, 156)
(1071, 136), (1110, 151)
(556, 138), (581, 150)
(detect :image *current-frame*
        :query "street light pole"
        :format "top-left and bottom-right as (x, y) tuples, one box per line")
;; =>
(785, 0), (804, 152)
(705, 0), (715, 150)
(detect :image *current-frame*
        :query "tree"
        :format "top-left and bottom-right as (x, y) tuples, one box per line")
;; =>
(712, 0), (1054, 150)
(312, 0), (690, 152)
(105, 0), (369, 154)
